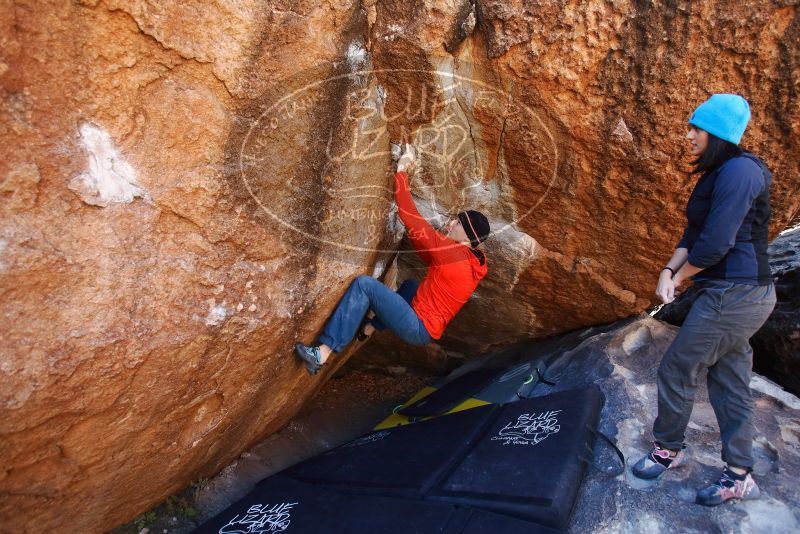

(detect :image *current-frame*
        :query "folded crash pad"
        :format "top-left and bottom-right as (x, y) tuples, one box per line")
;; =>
(213, 387), (610, 533)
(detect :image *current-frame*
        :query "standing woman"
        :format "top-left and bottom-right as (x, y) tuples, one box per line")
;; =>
(632, 94), (776, 506)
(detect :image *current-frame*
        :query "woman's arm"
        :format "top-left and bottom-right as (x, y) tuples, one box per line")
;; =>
(686, 159), (764, 270)
(394, 171), (450, 264)
(656, 159), (764, 304)
(672, 258), (703, 287)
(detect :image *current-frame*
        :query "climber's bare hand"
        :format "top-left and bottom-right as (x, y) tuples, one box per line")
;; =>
(396, 143), (416, 173)
(655, 270), (676, 304)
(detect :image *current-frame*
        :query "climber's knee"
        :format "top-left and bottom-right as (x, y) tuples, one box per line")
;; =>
(354, 274), (372, 288)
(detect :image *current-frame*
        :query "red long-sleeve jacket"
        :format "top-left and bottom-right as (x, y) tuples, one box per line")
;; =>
(394, 171), (488, 339)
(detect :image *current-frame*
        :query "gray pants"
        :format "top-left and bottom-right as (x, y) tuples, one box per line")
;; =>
(654, 280), (776, 468)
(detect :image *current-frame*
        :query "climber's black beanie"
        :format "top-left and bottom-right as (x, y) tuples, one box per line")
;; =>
(458, 210), (490, 248)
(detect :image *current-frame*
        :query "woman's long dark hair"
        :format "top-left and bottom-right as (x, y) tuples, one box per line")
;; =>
(692, 131), (742, 174)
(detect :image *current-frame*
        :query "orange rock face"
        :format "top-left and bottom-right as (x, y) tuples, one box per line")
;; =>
(1, 1), (798, 531)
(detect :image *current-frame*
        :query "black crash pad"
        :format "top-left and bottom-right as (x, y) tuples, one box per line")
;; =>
(192, 476), (458, 534)
(454, 509), (563, 534)
(201, 387), (607, 533)
(192, 475), (553, 534)
(430, 386), (605, 530)
(282, 403), (500, 498)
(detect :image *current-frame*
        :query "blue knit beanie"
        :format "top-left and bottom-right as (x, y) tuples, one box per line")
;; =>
(688, 94), (751, 145)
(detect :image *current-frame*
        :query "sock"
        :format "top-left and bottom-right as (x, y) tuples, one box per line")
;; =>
(725, 466), (749, 480)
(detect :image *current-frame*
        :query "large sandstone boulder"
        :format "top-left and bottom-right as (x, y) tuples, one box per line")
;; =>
(1, 1), (799, 531)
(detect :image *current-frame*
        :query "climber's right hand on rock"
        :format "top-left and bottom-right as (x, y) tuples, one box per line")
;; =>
(655, 270), (676, 304)
(396, 143), (416, 173)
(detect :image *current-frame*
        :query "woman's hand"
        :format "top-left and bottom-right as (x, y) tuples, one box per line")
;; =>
(396, 143), (416, 174)
(656, 269), (677, 304)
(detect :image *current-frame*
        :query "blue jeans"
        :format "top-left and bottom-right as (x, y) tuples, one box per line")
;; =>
(319, 276), (432, 352)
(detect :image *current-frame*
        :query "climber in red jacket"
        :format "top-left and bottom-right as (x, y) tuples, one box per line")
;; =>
(294, 144), (490, 375)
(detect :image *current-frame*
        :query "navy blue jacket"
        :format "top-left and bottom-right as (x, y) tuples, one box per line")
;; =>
(677, 153), (772, 285)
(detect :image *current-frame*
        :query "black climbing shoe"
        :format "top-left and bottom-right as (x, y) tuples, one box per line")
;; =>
(696, 466), (760, 506)
(356, 319), (374, 342)
(631, 441), (688, 480)
(294, 343), (323, 375)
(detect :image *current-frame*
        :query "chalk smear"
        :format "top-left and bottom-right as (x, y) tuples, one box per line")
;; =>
(69, 123), (149, 207)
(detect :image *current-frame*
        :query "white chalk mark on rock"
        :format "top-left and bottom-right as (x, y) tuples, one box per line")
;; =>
(612, 118), (634, 143)
(0, 238), (7, 271)
(205, 302), (230, 327)
(370, 258), (387, 278)
(346, 41), (367, 70)
(69, 123), (149, 207)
